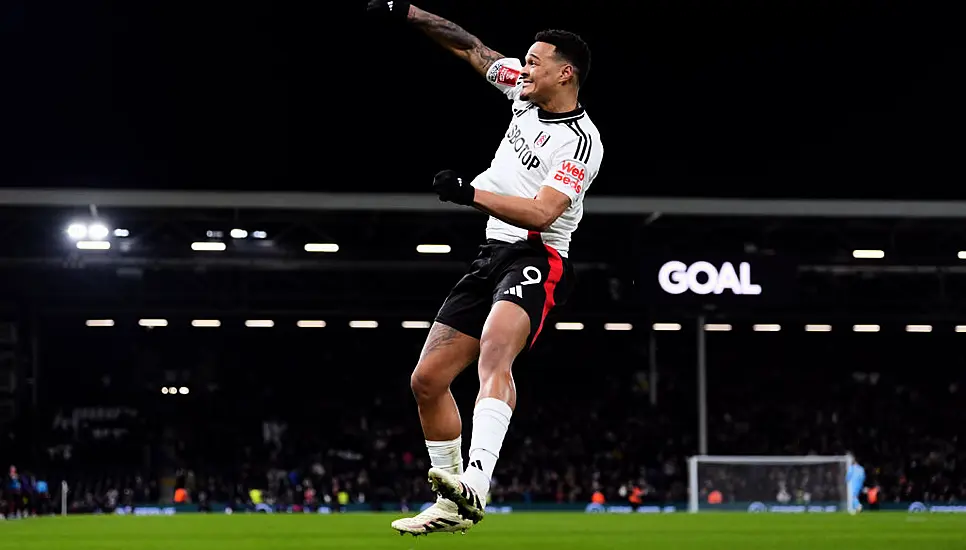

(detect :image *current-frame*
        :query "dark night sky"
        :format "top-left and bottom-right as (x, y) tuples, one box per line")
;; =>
(1, 1), (962, 198)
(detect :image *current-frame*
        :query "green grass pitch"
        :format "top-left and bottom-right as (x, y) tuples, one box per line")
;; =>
(2, 513), (965, 549)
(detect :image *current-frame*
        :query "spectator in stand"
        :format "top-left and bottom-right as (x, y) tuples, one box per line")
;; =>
(6, 466), (23, 518)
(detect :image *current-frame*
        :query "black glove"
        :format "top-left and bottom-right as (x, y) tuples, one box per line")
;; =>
(367, 0), (411, 20)
(433, 170), (476, 206)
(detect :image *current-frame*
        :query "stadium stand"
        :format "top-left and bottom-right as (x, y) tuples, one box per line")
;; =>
(2, 204), (964, 515)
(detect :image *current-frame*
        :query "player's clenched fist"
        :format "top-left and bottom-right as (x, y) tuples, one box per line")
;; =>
(433, 170), (476, 206)
(367, 0), (410, 20)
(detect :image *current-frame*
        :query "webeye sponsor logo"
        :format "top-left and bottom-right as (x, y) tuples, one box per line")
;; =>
(554, 161), (585, 194)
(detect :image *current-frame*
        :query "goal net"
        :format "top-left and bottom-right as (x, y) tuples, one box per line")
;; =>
(688, 455), (853, 513)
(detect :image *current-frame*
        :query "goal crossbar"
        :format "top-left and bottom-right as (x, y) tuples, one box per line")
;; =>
(691, 455), (850, 465)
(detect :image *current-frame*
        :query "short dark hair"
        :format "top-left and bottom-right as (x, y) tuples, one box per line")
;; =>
(534, 29), (591, 87)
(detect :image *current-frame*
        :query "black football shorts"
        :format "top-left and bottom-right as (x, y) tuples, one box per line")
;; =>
(435, 238), (575, 349)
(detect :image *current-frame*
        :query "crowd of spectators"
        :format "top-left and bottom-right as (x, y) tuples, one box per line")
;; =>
(3, 327), (964, 516)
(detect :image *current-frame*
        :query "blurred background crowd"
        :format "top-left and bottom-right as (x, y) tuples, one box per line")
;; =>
(3, 322), (964, 516)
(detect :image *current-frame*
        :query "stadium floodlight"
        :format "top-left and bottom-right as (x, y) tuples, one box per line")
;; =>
(806, 324), (833, 332)
(114, 228), (130, 237)
(753, 324), (781, 332)
(76, 241), (111, 250)
(417, 244), (451, 254)
(959, 252), (966, 260)
(245, 320), (274, 328)
(168, 387), (178, 395)
(604, 323), (633, 331)
(349, 320), (378, 329)
(688, 455), (854, 514)
(139, 319), (168, 327)
(852, 249), (884, 259)
(704, 323), (732, 332)
(192, 242), (226, 251)
(67, 221), (111, 242)
(85, 319), (114, 327)
(555, 322), (584, 331)
(297, 320), (327, 328)
(161, 387), (169, 395)
(652, 323), (681, 331)
(906, 324), (932, 333)
(252, 231), (267, 239)
(178, 387), (189, 395)
(304, 243), (339, 253)
(230, 228), (248, 239)
(66, 223), (88, 239)
(191, 319), (221, 328)
(88, 223), (109, 240)
(402, 321), (431, 329)
(957, 326), (966, 333)
(853, 324), (880, 332)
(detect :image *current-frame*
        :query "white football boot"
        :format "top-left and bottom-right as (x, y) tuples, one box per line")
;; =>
(390, 498), (474, 536)
(428, 467), (486, 524)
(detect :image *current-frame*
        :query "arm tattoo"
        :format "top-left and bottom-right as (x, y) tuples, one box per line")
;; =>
(472, 47), (504, 74)
(419, 323), (461, 360)
(409, 7), (504, 75)
(410, 8), (477, 50)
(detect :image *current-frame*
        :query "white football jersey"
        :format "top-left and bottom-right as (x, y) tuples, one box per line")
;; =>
(472, 58), (604, 258)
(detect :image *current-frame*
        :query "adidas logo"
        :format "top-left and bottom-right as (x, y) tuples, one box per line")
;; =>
(503, 285), (523, 298)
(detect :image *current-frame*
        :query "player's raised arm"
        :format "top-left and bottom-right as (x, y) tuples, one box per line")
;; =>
(406, 6), (505, 77)
(368, 1), (506, 79)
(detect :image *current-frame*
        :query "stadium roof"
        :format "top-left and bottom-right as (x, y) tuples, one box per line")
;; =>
(1, 189), (966, 320)
(4, 188), (966, 218)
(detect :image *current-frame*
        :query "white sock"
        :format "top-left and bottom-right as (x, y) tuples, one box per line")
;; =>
(461, 398), (512, 500)
(427, 437), (463, 507)
(426, 437), (463, 475)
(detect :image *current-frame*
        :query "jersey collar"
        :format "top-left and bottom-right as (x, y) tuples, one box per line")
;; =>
(537, 105), (586, 123)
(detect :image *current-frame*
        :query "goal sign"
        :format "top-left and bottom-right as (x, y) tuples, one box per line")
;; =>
(636, 255), (794, 307)
(658, 260), (762, 296)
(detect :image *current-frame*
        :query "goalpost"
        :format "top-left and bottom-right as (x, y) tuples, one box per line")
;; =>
(688, 455), (854, 513)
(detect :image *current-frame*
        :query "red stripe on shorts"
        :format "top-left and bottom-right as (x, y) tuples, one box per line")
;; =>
(530, 243), (564, 348)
